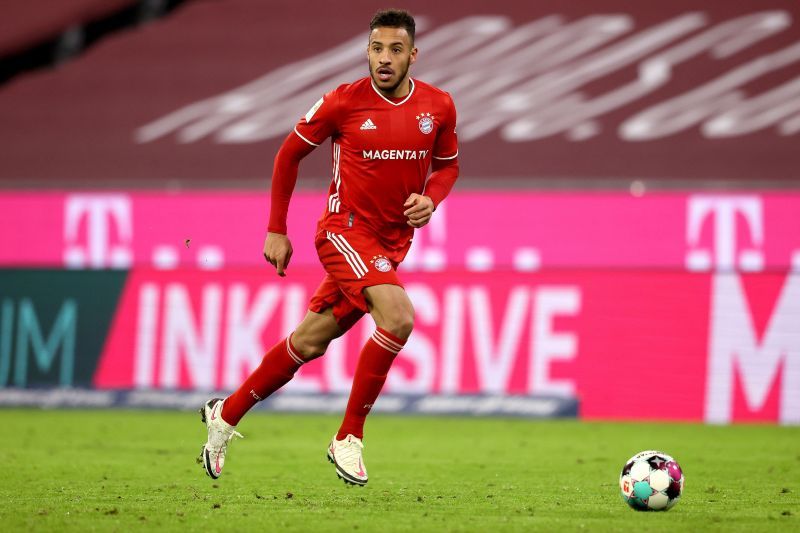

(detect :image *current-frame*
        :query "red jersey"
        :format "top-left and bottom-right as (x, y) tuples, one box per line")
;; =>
(293, 77), (458, 256)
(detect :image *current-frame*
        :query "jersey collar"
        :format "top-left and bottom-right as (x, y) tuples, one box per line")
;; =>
(370, 78), (415, 106)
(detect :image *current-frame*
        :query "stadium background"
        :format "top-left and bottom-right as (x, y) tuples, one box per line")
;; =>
(1, 0), (799, 426)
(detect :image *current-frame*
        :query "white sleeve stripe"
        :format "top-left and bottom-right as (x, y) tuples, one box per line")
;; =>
(293, 127), (320, 147)
(432, 151), (458, 160)
(333, 143), (341, 188)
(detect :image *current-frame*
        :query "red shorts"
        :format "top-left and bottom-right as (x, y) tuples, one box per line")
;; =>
(308, 217), (405, 331)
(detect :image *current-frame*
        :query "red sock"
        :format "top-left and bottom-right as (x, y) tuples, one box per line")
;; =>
(221, 336), (304, 426)
(337, 328), (405, 440)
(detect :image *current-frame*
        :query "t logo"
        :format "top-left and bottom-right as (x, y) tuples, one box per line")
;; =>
(63, 194), (133, 268)
(685, 195), (763, 272)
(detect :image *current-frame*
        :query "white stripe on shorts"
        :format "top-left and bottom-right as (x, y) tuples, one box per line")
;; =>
(326, 231), (367, 278)
(330, 232), (368, 274)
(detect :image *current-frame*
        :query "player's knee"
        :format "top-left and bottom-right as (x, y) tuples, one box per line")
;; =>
(291, 327), (340, 360)
(290, 310), (344, 361)
(380, 309), (414, 340)
(291, 335), (329, 361)
(394, 316), (414, 340)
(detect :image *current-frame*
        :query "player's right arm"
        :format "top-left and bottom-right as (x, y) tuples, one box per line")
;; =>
(264, 91), (341, 276)
(263, 133), (315, 276)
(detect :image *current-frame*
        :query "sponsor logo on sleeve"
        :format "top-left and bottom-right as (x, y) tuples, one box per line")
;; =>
(305, 97), (324, 123)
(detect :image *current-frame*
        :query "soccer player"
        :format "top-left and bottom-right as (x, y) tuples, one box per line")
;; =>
(199, 9), (459, 486)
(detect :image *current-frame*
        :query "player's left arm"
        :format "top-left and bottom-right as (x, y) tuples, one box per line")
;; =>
(405, 96), (459, 228)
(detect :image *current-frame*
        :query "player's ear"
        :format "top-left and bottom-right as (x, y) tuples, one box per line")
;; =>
(410, 47), (418, 65)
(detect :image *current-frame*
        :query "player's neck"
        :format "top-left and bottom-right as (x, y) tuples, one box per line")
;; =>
(375, 77), (413, 99)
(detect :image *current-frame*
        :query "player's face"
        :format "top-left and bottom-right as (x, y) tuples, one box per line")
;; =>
(368, 27), (417, 96)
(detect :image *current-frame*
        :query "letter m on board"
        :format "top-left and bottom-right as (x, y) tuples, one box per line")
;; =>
(0, 299), (78, 387)
(705, 274), (800, 424)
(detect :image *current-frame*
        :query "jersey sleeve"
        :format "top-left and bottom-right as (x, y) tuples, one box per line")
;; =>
(293, 89), (340, 146)
(432, 95), (458, 160)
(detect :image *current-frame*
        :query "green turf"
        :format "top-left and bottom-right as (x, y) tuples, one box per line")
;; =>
(2, 409), (798, 532)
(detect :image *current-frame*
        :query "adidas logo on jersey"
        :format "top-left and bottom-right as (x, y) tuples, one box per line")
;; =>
(360, 118), (377, 130)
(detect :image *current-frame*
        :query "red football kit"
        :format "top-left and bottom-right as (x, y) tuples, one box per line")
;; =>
(221, 76), (458, 448)
(268, 77), (459, 330)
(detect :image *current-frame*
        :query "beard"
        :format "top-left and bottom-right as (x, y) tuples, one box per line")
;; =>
(369, 60), (410, 95)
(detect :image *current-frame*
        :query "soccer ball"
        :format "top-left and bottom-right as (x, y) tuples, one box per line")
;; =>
(619, 450), (684, 511)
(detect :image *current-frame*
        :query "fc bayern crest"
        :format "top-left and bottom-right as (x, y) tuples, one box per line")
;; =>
(416, 113), (434, 134)
(371, 255), (392, 272)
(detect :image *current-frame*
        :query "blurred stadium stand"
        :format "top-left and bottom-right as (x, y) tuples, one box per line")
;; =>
(0, 0), (188, 83)
(0, 0), (799, 189)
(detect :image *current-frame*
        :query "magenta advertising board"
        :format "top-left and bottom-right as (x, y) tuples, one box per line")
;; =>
(86, 268), (799, 424)
(1, 191), (798, 424)
(1, 191), (799, 271)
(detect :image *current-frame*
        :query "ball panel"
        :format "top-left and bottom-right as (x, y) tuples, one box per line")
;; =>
(649, 469), (670, 491)
(620, 475), (634, 497)
(630, 461), (651, 481)
(647, 455), (668, 470)
(666, 460), (683, 481)
(647, 492), (670, 510)
(620, 461), (634, 477)
(633, 481), (653, 500)
(666, 479), (682, 499)
(626, 495), (649, 511)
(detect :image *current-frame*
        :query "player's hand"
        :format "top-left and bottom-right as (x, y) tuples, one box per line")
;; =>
(263, 232), (293, 277)
(403, 194), (435, 228)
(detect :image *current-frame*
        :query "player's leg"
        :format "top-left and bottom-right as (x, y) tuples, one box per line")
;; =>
(199, 307), (344, 479)
(315, 227), (412, 485)
(329, 283), (413, 486)
(221, 307), (345, 424)
(337, 283), (412, 439)
(362, 283), (415, 339)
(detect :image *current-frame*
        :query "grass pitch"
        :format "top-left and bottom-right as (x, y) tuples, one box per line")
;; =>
(2, 409), (798, 532)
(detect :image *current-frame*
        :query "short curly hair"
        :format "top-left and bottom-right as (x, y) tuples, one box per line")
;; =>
(369, 9), (416, 44)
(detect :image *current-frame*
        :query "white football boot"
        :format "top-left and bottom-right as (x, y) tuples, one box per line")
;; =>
(327, 434), (368, 486)
(198, 398), (243, 479)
